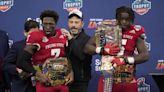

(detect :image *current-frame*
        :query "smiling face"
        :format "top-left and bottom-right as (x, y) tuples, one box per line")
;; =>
(42, 17), (56, 37)
(68, 16), (83, 36)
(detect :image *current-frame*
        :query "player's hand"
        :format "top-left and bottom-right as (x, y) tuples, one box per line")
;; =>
(111, 57), (126, 67)
(103, 43), (120, 55)
(64, 70), (74, 85)
(61, 28), (72, 40)
(36, 71), (50, 83)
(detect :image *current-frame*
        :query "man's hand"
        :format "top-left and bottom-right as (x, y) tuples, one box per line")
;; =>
(16, 67), (23, 73)
(61, 28), (72, 40)
(16, 67), (30, 79)
(103, 43), (120, 55)
(64, 70), (74, 85)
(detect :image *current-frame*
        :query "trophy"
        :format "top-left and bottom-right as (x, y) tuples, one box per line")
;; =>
(34, 57), (70, 86)
(95, 20), (122, 92)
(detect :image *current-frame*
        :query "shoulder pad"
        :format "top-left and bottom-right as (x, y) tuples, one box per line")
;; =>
(134, 25), (142, 31)
(26, 31), (45, 43)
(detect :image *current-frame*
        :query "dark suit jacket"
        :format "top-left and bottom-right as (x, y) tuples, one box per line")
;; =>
(0, 30), (9, 91)
(3, 39), (35, 92)
(0, 30), (9, 59)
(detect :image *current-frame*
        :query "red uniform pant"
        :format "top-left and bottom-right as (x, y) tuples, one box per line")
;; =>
(98, 76), (138, 92)
(36, 82), (69, 92)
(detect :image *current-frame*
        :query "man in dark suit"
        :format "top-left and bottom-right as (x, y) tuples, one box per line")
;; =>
(3, 20), (39, 92)
(0, 30), (9, 92)
(62, 10), (93, 92)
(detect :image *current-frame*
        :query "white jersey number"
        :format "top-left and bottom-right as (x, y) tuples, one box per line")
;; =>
(51, 48), (60, 57)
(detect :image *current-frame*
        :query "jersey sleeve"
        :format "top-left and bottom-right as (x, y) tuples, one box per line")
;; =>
(26, 31), (44, 48)
(134, 25), (146, 40)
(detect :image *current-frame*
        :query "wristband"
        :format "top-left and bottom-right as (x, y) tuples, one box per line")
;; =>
(96, 47), (102, 54)
(126, 56), (135, 64)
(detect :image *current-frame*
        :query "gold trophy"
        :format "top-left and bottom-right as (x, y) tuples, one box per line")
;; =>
(34, 57), (70, 86)
(95, 20), (122, 92)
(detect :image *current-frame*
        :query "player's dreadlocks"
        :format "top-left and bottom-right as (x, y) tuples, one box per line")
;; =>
(116, 6), (135, 23)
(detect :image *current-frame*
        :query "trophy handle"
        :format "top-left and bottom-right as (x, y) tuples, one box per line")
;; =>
(96, 20), (122, 92)
(103, 70), (113, 92)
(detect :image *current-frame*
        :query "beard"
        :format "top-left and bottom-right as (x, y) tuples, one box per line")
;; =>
(70, 27), (79, 35)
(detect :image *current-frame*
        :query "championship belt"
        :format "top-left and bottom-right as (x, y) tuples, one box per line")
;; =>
(34, 57), (70, 86)
(113, 64), (134, 83)
(95, 20), (122, 92)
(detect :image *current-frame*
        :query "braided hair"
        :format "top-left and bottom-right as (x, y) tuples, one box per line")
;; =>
(116, 6), (135, 23)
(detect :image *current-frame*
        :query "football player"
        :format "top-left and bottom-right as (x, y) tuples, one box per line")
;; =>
(17, 10), (73, 92)
(84, 6), (149, 92)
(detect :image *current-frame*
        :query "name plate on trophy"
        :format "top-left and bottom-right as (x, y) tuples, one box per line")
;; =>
(34, 57), (70, 86)
(95, 20), (122, 71)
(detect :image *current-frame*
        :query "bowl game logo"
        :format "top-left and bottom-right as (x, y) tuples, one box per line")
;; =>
(137, 77), (150, 92)
(132, 0), (151, 15)
(63, 0), (83, 12)
(87, 19), (116, 29)
(156, 60), (164, 70)
(87, 18), (103, 29)
(0, 0), (14, 12)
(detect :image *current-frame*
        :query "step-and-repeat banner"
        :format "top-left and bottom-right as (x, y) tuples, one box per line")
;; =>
(0, 0), (163, 92)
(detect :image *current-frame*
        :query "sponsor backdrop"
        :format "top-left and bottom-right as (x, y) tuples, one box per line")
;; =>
(0, 0), (163, 92)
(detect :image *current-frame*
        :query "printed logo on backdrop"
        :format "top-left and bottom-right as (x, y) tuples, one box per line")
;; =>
(88, 18), (103, 29)
(140, 35), (151, 53)
(95, 58), (101, 71)
(137, 77), (150, 92)
(63, 0), (83, 12)
(139, 32), (151, 51)
(156, 60), (164, 70)
(145, 41), (151, 51)
(88, 18), (116, 29)
(132, 0), (151, 15)
(0, 0), (14, 12)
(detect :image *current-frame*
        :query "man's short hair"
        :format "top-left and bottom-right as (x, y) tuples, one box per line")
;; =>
(24, 20), (39, 32)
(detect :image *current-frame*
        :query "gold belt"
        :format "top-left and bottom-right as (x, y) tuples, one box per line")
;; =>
(33, 57), (70, 86)
(113, 72), (133, 83)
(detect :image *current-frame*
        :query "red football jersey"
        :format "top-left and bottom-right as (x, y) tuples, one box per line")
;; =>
(113, 25), (146, 82)
(121, 25), (145, 56)
(26, 29), (68, 65)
